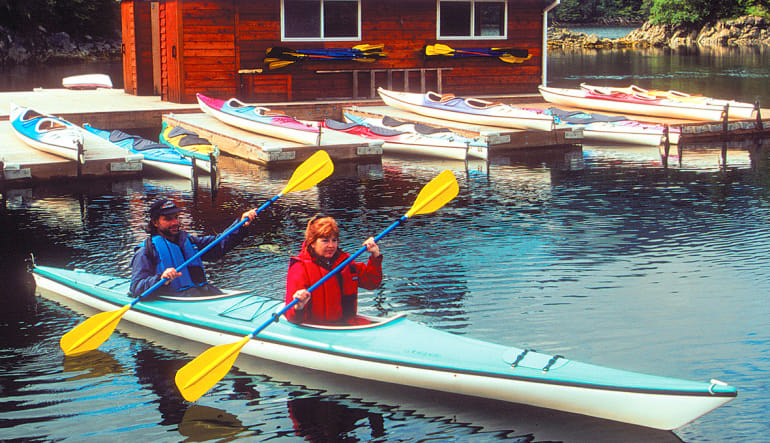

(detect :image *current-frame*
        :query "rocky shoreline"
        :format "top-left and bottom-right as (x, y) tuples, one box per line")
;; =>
(0, 26), (121, 65)
(1, 15), (767, 64)
(549, 15), (769, 50)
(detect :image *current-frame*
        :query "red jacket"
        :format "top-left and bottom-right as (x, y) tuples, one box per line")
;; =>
(285, 243), (383, 324)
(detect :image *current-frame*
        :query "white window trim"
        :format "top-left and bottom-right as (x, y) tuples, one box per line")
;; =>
(281, 0), (362, 42)
(436, 0), (508, 40)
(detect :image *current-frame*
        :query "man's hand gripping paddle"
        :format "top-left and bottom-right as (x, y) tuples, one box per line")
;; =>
(59, 150), (334, 356)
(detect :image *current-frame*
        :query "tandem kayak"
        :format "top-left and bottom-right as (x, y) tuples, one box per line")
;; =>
(32, 264), (736, 430)
(159, 121), (219, 173)
(342, 110), (488, 159)
(317, 118), (487, 161)
(377, 88), (555, 132)
(196, 93), (320, 145)
(539, 84), (756, 121)
(83, 123), (193, 179)
(9, 102), (85, 162)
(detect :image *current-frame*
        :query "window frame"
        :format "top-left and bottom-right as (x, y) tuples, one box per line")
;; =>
(281, 0), (362, 42)
(436, 0), (508, 40)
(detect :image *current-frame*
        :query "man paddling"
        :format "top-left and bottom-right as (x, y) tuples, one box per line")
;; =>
(130, 198), (258, 297)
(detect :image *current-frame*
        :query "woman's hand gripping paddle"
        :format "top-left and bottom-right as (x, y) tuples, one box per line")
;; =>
(174, 169), (459, 402)
(59, 150), (334, 356)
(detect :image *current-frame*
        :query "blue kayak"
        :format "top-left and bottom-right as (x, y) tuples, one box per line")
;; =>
(83, 123), (193, 179)
(32, 264), (736, 430)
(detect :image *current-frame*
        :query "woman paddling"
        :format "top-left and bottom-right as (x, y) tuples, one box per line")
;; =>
(286, 215), (383, 325)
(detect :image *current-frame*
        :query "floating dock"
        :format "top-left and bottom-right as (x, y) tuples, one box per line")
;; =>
(162, 113), (383, 166)
(0, 121), (143, 186)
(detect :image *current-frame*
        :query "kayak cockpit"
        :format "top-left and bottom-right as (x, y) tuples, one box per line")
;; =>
(293, 313), (407, 331)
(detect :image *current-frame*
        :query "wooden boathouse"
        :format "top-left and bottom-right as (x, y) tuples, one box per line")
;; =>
(120, 0), (559, 103)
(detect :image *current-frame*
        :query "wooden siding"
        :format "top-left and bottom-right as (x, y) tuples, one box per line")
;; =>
(235, 0), (544, 102)
(121, 1), (154, 96)
(125, 0), (546, 103)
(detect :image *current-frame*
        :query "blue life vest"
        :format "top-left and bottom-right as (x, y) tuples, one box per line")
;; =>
(150, 233), (206, 292)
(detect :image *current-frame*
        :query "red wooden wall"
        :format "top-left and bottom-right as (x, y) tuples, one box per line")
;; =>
(123, 0), (546, 103)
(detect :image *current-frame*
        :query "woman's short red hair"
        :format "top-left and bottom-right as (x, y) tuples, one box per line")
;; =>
(305, 216), (339, 249)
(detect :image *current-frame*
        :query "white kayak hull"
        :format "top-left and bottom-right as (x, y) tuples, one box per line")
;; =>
(540, 85), (755, 121)
(33, 266), (737, 431)
(378, 88), (555, 132)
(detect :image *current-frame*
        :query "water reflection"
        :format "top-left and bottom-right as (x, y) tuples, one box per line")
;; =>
(548, 46), (770, 105)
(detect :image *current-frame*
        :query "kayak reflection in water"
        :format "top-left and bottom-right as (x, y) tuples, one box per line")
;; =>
(129, 198), (258, 297)
(286, 215), (383, 325)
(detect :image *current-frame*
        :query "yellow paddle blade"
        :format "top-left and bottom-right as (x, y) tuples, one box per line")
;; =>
(267, 60), (295, 70)
(281, 150), (333, 194)
(498, 54), (532, 64)
(175, 335), (251, 402)
(60, 305), (131, 356)
(425, 44), (455, 56)
(353, 44), (384, 53)
(405, 170), (459, 218)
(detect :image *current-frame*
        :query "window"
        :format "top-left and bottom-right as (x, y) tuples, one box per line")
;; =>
(282, 0), (361, 41)
(438, 0), (506, 39)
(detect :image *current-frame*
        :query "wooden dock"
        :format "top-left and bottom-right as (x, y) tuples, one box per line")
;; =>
(344, 105), (583, 151)
(0, 121), (143, 186)
(0, 88), (198, 128)
(162, 112), (383, 166)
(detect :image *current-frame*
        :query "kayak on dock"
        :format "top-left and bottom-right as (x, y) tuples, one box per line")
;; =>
(377, 88), (556, 132)
(83, 123), (193, 179)
(537, 107), (680, 146)
(342, 110), (488, 159)
(32, 263), (737, 430)
(61, 73), (113, 90)
(196, 93), (320, 145)
(539, 84), (756, 121)
(318, 118), (487, 161)
(159, 121), (219, 173)
(9, 102), (85, 163)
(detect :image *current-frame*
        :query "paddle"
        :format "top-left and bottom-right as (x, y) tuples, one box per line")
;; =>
(425, 44), (530, 63)
(174, 169), (459, 402)
(264, 45), (386, 70)
(59, 150), (335, 357)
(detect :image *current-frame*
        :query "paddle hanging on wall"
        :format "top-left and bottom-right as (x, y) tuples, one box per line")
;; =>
(424, 44), (531, 63)
(264, 44), (387, 71)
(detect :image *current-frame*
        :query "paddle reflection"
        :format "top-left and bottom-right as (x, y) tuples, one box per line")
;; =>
(287, 393), (385, 442)
(179, 404), (247, 441)
(62, 350), (124, 381)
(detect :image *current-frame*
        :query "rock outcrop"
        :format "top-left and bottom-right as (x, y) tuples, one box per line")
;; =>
(0, 26), (121, 65)
(549, 15), (769, 50)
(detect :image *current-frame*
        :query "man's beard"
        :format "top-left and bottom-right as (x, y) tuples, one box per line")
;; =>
(159, 226), (179, 240)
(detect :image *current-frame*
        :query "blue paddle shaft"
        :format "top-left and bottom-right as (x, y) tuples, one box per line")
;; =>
(130, 194), (281, 307)
(249, 215), (408, 338)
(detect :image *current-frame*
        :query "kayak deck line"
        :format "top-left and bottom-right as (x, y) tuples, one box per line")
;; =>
(32, 265), (737, 430)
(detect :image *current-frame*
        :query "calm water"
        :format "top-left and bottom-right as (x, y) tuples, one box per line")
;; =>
(2, 48), (770, 441)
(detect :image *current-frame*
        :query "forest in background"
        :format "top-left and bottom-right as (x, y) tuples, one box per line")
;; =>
(0, 0), (768, 39)
(553, 0), (769, 27)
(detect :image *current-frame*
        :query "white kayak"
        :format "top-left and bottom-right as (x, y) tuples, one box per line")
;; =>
(378, 88), (555, 132)
(33, 263), (737, 431)
(61, 74), (113, 90)
(539, 84), (756, 121)
(9, 102), (85, 162)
